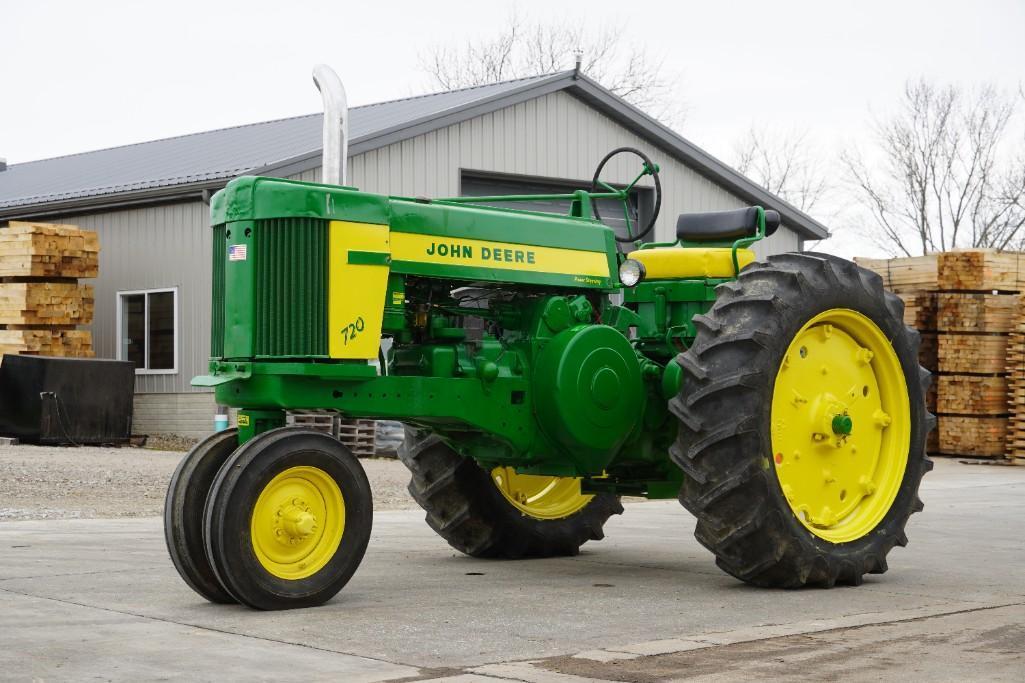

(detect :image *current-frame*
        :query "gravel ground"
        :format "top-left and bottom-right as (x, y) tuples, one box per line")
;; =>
(0, 444), (418, 521)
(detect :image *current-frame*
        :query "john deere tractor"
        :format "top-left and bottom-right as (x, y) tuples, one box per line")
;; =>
(164, 68), (932, 610)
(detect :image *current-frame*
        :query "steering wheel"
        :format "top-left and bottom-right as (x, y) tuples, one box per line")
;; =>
(591, 147), (662, 243)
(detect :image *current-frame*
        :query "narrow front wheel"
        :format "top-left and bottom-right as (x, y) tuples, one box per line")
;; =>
(203, 428), (373, 610)
(164, 429), (239, 604)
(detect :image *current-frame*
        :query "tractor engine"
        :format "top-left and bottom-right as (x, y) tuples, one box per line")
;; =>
(388, 289), (647, 474)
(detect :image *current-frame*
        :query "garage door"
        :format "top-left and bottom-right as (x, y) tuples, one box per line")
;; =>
(460, 174), (653, 245)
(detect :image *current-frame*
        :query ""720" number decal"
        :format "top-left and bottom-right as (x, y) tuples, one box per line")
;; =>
(341, 316), (365, 345)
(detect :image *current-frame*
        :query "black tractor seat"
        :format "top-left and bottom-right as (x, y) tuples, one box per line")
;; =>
(677, 207), (781, 242)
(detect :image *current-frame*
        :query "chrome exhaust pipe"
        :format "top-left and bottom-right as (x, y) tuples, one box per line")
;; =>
(312, 64), (348, 186)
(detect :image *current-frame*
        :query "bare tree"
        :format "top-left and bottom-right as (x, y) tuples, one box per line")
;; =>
(420, 12), (681, 125)
(732, 126), (829, 213)
(842, 79), (1025, 256)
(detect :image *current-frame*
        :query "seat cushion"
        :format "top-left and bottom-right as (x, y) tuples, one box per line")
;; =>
(677, 208), (780, 242)
(628, 247), (755, 280)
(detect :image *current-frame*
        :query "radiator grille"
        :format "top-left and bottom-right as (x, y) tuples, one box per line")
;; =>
(253, 218), (328, 357)
(210, 224), (226, 358)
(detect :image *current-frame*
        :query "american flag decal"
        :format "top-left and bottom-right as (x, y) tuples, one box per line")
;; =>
(228, 244), (248, 261)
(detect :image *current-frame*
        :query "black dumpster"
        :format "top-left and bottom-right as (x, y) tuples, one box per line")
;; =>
(0, 355), (135, 445)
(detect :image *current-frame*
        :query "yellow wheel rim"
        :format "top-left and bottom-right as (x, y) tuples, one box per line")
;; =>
(250, 466), (345, 580)
(770, 309), (910, 543)
(491, 467), (593, 520)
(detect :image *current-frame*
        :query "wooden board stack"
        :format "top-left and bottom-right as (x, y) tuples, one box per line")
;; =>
(933, 251), (1023, 460)
(855, 254), (939, 452)
(0, 222), (97, 359)
(0, 222), (99, 278)
(852, 255), (939, 294)
(858, 250), (1025, 460)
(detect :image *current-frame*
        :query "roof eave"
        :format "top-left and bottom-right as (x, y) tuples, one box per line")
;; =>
(0, 178), (226, 220)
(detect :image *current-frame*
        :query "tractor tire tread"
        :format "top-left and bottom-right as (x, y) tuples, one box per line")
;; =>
(399, 428), (621, 559)
(675, 251), (933, 588)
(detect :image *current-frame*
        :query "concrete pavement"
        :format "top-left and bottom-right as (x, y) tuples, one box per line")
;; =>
(1, 458), (1023, 681)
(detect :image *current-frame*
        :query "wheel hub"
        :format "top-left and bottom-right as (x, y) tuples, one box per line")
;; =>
(250, 466), (346, 580)
(277, 501), (318, 544)
(771, 309), (911, 542)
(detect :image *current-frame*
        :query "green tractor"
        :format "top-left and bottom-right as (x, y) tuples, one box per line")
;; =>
(164, 68), (932, 610)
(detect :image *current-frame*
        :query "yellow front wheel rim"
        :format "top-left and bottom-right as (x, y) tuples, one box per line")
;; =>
(491, 467), (593, 520)
(250, 466), (345, 580)
(771, 309), (911, 543)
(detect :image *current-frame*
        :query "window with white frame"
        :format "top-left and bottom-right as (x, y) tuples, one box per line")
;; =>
(117, 288), (177, 373)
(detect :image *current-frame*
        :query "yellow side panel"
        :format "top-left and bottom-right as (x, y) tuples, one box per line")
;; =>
(328, 221), (390, 359)
(628, 247), (756, 279)
(390, 232), (610, 277)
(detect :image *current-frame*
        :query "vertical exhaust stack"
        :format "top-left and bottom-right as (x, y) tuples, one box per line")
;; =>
(312, 64), (348, 186)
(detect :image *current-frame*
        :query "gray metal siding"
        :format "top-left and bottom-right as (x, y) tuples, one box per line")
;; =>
(291, 91), (803, 255)
(52, 200), (212, 394)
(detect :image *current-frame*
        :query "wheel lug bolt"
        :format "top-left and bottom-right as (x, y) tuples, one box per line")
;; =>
(856, 347), (874, 365)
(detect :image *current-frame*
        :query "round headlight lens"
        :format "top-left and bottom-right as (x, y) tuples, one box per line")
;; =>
(619, 259), (645, 287)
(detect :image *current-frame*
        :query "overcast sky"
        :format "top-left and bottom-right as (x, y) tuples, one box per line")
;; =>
(2, 0), (1023, 256)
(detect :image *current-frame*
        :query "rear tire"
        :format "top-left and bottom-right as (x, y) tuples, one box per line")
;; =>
(203, 428), (372, 610)
(673, 252), (933, 587)
(399, 429), (623, 558)
(164, 429), (239, 604)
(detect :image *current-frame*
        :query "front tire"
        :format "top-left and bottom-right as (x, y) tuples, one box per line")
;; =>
(400, 430), (623, 558)
(164, 429), (239, 604)
(203, 428), (372, 610)
(673, 252), (933, 587)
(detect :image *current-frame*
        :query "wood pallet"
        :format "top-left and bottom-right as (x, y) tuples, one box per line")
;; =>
(285, 410), (377, 456)
(1005, 300), (1025, 459)
(0, 282), (94, 326)
(0, 222), (99, 279)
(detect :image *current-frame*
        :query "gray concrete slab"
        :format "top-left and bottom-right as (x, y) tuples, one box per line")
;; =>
(1, 458), (1023, 681)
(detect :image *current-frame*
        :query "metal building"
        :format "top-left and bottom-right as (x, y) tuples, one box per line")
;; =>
(0, 71), (829, 437)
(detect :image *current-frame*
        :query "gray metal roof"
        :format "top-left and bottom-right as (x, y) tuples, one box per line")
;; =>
(0, 71), (828, 239)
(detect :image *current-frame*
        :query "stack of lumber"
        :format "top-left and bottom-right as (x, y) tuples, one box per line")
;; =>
(0, 222), (99, 278)
(932, 251), (1022, 459)
(855, 254), (939, 452)
(853, 255), (939, 293)
(0, 222), (97, 360)
(859, 250), (1025, 459)
(0, 281), (94, 325)
(0, 329), (92, 357)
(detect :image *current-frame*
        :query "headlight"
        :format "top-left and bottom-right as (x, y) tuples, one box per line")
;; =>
(619, 259), (646, 287)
